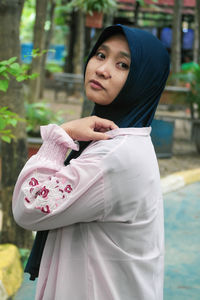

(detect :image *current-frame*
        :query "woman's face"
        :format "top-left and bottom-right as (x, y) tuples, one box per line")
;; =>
(85, 34), (130, 105)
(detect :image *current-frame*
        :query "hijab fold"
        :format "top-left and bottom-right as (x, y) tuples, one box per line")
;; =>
(25, 24), (170, 280)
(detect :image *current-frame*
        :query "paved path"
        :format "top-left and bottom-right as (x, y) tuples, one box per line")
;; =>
(164, 181), (200, 299)
(14, 182), (200, 300)
(13, 273), (37, 300)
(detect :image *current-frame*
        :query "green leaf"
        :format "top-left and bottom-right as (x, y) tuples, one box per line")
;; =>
(0, 129), (12, 134)
(9, 62), (21, 75)
(16, 75), (27, 82)
(9, 118), (18, 127)
(1, 72), (10, 79)
(0, 60), (9, 66)
(1, 135), (11, 143)
(0, 79), (9, 92)
(3, 110), (16, 116)
(7, 57), (18, 65)
(181, 62), (199, 71)
(0, 57), (17, 66)
(0, 119), (7, 130)
(32, 48), (40, 54)
(0, 106), (8, 112)
(28, 73), (39, 79)
(32, 48), (40, 57)
(0, 66), (7, 73)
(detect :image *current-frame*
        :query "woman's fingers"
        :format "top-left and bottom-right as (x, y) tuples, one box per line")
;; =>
(93, 117), (118, 131)
(88, 131), (110, 141)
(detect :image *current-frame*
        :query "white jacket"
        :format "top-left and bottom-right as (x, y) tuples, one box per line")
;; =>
(12, 124), (164, 300)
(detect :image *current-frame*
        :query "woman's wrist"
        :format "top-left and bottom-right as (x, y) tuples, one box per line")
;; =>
(60, 123), (76, 140)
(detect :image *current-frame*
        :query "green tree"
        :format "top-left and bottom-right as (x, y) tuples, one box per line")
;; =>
(0, 0), (33, 248)
(20, 0), (35, 43)
(40, 0), (57, 98)
(28, 0), (49, 102)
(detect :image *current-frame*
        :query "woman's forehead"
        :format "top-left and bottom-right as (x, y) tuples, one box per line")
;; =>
(98, 34), (130, 57)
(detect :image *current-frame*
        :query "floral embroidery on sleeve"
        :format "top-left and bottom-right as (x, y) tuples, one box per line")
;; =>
(23, 175), (73, 214)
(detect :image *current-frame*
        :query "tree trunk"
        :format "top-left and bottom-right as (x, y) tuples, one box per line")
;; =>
(39, 0), (56, 98)
(64, 11), (76, 73)
(63, 10), (85, 97)
(72, 11), (85, 74)
(0, 0), (33, 248)
(64, 10), (85, 75)
(193, 0), (200, 63)
(104, 13), (114, 29)
(28, 0), (49, 102)
(171, 0), (182, 77)
(133, 0), (140, 26)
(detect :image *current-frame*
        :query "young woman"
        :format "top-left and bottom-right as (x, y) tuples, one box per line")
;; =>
(12, 24), (170, 300)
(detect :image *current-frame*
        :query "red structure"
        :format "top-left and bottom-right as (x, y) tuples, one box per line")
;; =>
(116, 0), (195, 52)
(118, 0), (195, 6)
(117, 0), (196, 13)
(145, 0), (195, 6)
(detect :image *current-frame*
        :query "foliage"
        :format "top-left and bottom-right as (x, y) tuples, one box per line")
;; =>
(20, 0), (35, 42)
(0, 56), (38, 143)
(66, 0), (117, 14)
(25, 101), (64, 136)
(21, 0), (68, 45)
(53, 5), (70, 45)
(0, 53), (64, 142)
(0, 107), (24, 143)
(176, 62), (200, 118)
(0, 57), (38, 92)
(45, 62), (63, 73)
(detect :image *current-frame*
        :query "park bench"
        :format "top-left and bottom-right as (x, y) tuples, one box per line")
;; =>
(54, 72), (84, 101)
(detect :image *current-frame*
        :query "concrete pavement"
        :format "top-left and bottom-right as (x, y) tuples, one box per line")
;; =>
(164, 181), (200, 299)
(14, 273), (37, 300)
(13, 170), (200, 300)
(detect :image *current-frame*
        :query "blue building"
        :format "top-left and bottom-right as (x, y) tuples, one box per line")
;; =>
(21, 43), (66, 64)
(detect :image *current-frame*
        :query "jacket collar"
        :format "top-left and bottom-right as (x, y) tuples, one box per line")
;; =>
(107, 127), (151, 138)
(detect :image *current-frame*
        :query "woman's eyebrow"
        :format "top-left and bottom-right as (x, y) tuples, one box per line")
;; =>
(119, 51), (131, 60)
(98, 44), (108, 51)
(98, 44), (130, 60)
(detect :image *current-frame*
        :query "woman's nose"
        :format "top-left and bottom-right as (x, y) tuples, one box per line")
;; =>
(95, 63), (111, 79)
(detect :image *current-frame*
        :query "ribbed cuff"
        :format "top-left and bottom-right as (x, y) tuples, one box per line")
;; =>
(35, 124), (79, 165)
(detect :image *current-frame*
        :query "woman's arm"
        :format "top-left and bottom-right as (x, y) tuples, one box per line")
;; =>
(12, 117), (118, 231)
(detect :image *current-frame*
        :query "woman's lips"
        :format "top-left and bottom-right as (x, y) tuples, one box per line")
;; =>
(89, 80), (104, 90)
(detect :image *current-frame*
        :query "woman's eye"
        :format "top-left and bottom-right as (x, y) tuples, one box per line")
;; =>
(118, 62), (129, 70)
(96, 52), (105, 59)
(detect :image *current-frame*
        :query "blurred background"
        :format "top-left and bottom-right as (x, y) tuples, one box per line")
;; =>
(0, 0), (200, 299)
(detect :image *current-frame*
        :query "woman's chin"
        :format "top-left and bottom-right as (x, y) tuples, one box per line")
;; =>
(87, 96), (112, 106)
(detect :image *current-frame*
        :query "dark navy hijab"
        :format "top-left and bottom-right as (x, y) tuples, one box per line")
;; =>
(88, 24), (170, 127)
(25, 24), (170, 280)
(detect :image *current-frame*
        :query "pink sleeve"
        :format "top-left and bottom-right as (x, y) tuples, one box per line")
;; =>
(12, 124), (105, 231)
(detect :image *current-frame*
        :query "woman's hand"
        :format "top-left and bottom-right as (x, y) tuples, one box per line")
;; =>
(60, 116), (118, 141)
